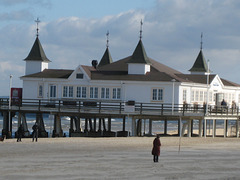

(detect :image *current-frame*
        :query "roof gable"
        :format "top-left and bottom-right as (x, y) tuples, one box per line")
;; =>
(24, 37), (51, 62)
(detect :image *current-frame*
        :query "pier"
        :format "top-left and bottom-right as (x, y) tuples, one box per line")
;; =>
(0, 98), (239, 138)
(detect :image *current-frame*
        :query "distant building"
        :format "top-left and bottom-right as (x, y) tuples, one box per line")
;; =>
(20, 27), (240, 108)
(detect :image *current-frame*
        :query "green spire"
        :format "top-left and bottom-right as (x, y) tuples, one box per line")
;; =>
(189, 50), (208, 72)
(98, 47), (113, 67)
(24, 37), (50, 62)
(128, 40), (151, 64)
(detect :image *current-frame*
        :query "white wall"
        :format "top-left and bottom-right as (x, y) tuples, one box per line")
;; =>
(25, 61), (48, 75)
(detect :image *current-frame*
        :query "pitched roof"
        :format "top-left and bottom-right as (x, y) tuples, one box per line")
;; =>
(90, 56), (183, 82)
(175, 74), (240, 87)
(24, 37), (51, 62)
(175, 74), (216, 84)
(97, 47), (113, 67)
(189, 50), (208, 72)
(126, 40), (151, 64)
(21, 69), (73, 78)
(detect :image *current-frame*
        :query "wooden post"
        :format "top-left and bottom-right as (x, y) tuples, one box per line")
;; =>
(36, 113), (47, 137)
(21, 113), (29, 137)
(199, 119), (203, 137)
(122, 116), (126, 132)
(98, 118), (102, 132)
(53, 114), (63, 137)
(191, 119), (194, 136)
(84, 118), (88, 133)
(164, 119), (167, 135)
(89, 118), (93, 132)
(69, 117), (74, 136)
(132, 117), (136, 136)
(108, 117), (111, 132)
(204, 118), (207, 138)
(136, 119), (142, 136)
(187, 120), (191, 137)
(149, 119), (153, 135)
(94, 117), (97, 132)
(236, 119), (239, 138)
(102, 118), (106, 131)
(179, 117), (182, 137)
(212, 119), (215, 138)
(224, 119), (227, 138)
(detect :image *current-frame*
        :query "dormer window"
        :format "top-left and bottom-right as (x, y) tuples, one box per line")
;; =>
(76, 73), (84, 79)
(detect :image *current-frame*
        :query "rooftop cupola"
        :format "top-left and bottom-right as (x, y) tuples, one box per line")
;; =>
(98, 31), (113, 67)
(127, 20), (151, 75)
(189, 33), (209, 75)
(24, 18), (51, 75)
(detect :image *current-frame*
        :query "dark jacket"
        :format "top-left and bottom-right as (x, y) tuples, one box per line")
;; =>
(152, 137), (161, 156)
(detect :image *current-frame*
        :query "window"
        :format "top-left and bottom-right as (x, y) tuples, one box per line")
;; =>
(38, 85), (43, 97)
(50, 85), (56, 98)
(113, 88), (121, 99)
(101, 88), (110, 99)
(63, 86), (68, 97)
(90, 87), (98, 99)
(195, 90), (199, 101)
(209, 92), (213, 102)
(152, 88), (163, 101)
(183, 89), (187, 102)
(63, 86), (73, 98)
(204, 91), (207, 102)
(69, 86), (73, 97)
(76, 87), (87, 98)
(76, 73), (84, 79)
(200, 91), (203, 102)
(191, 90), (195, 102)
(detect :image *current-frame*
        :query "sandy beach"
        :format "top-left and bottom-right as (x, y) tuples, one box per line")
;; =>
(0, 136), (240, 180)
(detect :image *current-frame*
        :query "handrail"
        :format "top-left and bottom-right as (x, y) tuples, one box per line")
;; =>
(0, 98), (239, 116)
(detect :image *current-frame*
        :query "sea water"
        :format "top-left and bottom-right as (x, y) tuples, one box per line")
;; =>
(0, 112), (237, 137)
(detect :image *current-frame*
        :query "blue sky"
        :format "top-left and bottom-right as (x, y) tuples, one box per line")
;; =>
(0, 0), (240, 95)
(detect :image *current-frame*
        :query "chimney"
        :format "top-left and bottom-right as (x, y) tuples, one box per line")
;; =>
(92, 60), (98, 69)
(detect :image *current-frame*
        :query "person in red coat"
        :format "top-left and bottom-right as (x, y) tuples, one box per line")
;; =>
(152, 134), (161, 162)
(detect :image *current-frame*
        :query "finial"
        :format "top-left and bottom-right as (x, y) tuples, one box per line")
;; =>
(35, 18), (41, 37)
(106, 30), (109, 48)
(200, 32), (203, 50)
(140, 19), (143, 40)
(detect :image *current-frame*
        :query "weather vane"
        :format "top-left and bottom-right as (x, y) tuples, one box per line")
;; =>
(140, 19), (143, 40)
(35, 18), (41, 37)
(106, 30), (109, 48)
(200, 32), (203, 50)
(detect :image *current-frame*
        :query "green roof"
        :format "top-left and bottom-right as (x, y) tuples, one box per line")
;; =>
(24, 37), (51, 62)
(98, 47), (113, 67)
(127, 40), (151, 64)
(189, 50), (208, 72)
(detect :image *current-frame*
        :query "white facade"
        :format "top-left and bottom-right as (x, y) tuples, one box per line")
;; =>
(20, 37), (240, 107)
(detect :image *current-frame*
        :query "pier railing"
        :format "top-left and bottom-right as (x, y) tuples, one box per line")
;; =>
(0, 98), (239, 117)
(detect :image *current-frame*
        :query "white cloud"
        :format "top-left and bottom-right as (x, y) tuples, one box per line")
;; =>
(0, 0), (240, 95)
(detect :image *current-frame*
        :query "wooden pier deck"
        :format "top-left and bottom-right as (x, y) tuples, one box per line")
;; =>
(0, 98), (239, 138)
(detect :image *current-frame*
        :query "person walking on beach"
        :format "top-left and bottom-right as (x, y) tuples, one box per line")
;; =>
(32, 122), (39, 142)
(17, 124), (24, 142)
(152, 134), (161, 162)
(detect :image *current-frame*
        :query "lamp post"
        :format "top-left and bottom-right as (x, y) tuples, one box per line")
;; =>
(172, 79), (176, 115)
(206, 60), (210, 115)
(8, 75), (13, 136)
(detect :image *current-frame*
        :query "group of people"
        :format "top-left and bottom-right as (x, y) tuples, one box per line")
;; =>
(16, 122), (39, 142)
